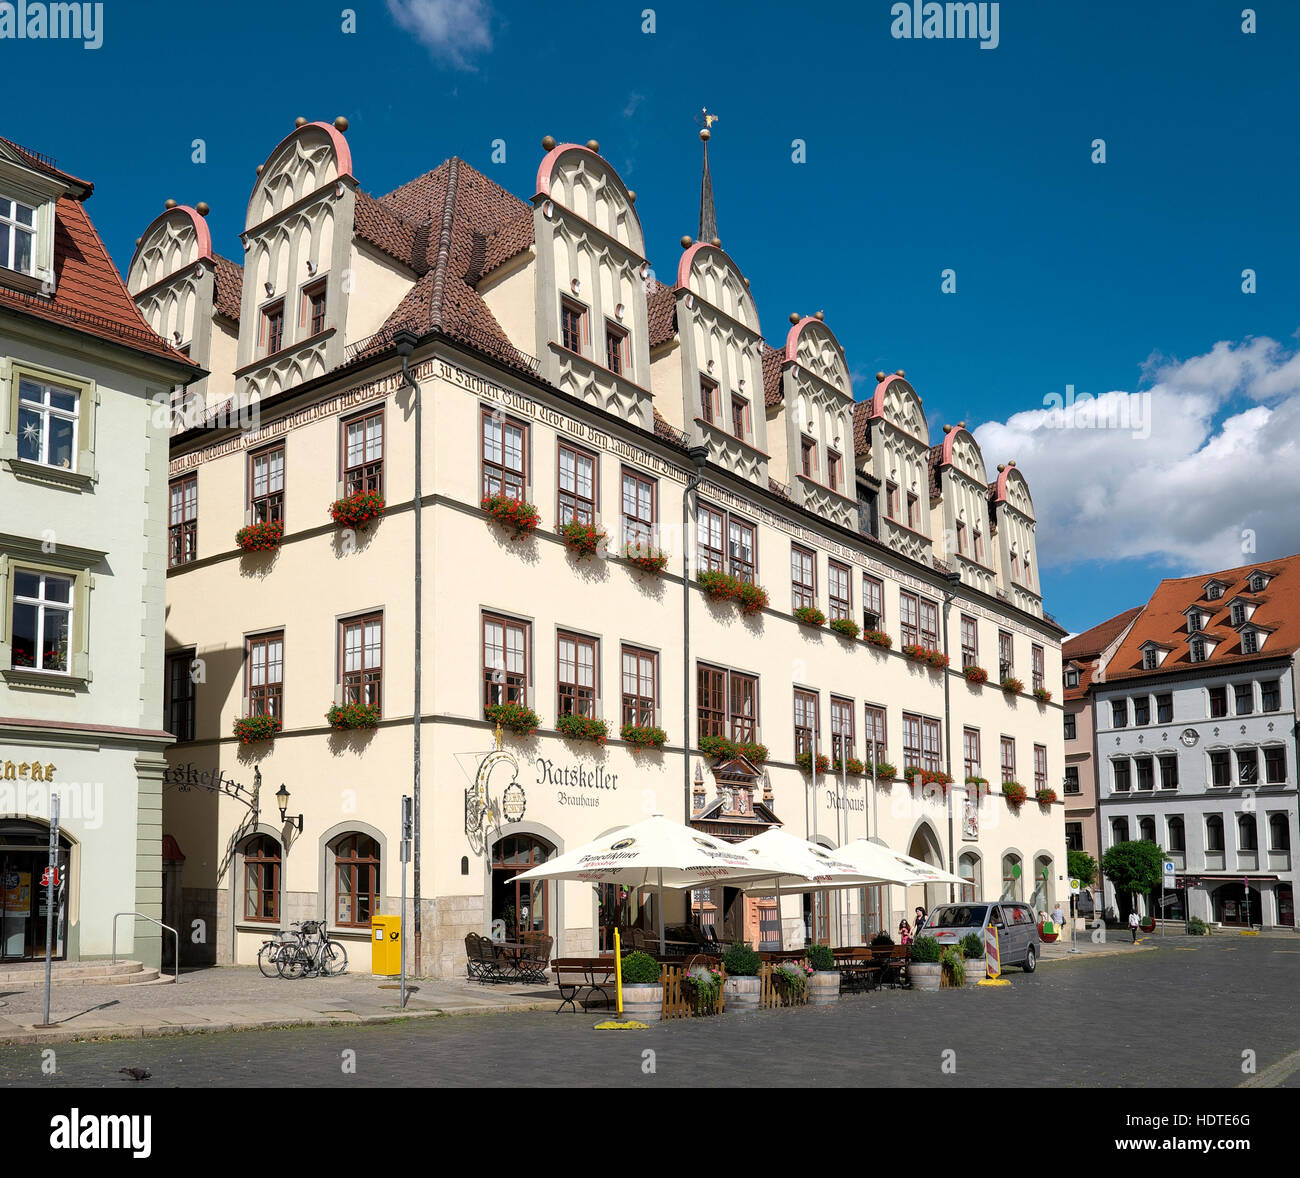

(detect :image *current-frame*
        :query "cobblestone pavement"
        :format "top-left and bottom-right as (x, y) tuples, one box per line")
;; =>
(1, 936), (1297, 1087)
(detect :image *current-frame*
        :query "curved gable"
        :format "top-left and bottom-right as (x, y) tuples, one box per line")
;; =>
(535, 144), (644, 255)
(869, 375), (927, 444)
(127, 206), (213, 294)
(785, 316), (849, 396)
(676, 242), (758, 332)
(939, 425), (986, 486)
(246, 122), (353, 228)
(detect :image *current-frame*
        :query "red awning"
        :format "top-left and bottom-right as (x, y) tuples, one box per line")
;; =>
(161, 834), (186, 862)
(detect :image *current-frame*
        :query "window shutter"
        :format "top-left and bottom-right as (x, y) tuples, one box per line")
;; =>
(76, 386), (100, 483)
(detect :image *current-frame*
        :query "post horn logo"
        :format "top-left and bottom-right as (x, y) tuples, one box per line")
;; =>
(610, 837), (636, 851)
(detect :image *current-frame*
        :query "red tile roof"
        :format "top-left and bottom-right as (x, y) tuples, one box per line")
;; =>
(212, 254), (243, 321)
(761, 344), (784, 407)
(647, 280), (676, 348)
(353, 191), (420, 269)
(0, 136), (91, 194)
(1062, 605), (1142, 698)
(1105, 555), (1300, 682)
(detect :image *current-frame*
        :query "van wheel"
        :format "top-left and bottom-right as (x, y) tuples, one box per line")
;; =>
(1022, 945), (1036, 973)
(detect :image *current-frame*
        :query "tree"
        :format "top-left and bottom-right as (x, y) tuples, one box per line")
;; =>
(1067, 850), (1097, 890)
(1101, 841), (1165, 910)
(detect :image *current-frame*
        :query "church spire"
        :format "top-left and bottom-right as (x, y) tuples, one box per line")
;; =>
(698, 109), (720, 245)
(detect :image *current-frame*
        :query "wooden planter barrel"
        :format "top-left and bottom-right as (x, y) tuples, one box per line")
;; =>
(723, 975), (762, 1012)
(621, 983), (663, 1023)
(807, 971), (840, 1005)
(963, 960), (988, 987)
(909, 962), (942, 991)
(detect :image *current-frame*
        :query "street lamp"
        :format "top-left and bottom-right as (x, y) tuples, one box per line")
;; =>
(275, 783), (303, 832)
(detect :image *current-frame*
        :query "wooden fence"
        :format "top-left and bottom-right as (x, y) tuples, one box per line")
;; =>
(759, 961), (809, 1009)
(660, 963), (727, 1019)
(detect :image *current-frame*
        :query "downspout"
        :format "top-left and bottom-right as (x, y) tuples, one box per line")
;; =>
(681, 444), (710, 825)
(393, 330), (422, 972)
(942, 570), (962, 903)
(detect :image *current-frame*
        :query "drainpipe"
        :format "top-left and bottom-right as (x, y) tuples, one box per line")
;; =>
(942, 570), (962, 903)
(393, 330), (422, 972)
(681, 444), (710, 826)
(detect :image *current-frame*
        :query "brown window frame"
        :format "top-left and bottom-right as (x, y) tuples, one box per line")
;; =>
(830, 695), (854, 765)
(998, 629), (1014, 679)
(340, 612), (383, 714)
(906, 492), (919, 530)
(557, 441), (598, 526)
(557, 630), (598, 718)
(560, 296), (588, 354)
(166, 649), (196, 742)
(242, 835), (281, 923)
(731, 395), (750, 441)
(885, 482), (899, 519)
(260, 298), (285, 356)
(301, 278), (327, 336)
(902, 713), (922, 771)
(791, 544), (816, 612)
(921, 717), (941, 772)
(621, 466), (657, 551)
(1032, 644), (1045, 692)
(341, 406), (384, 497)
(604, 320), (628, 375)
(1000, 736), (1016, 783)
(697, 502), (725, 573)
(168, 472), (198, 567)
(963, 727), (981, 780)
(862, 575), (883, 632)
(481, 407), (528, 500)
(827, 449), (842, 492)
(956, 521), (967, 555)
(974, 528), (984, 562)
(696, 663), (758, 745)
(700, 375), (721, 425)
(333, 833), (380, 928)
(483, 612), (530, 709)
(727, 514), (757, 584)
(828, 560), (851, 622)
(863, 704), (887, 763)
(1034, 744), (1048, 790)
(960, 614), (978, 668)
(800, 435), (817, 479)
(794, 688), (819, 758)
(248, 442), (285, 525)
(245, 630), (284, 721)
(621, 645), (658, 728)
(918, 597), (939, 648)
(899, 591), (919, 646)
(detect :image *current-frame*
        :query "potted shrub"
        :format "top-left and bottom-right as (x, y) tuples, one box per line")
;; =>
(681, 962), (724, 1015)
(326, 701), (380, 730)
(870, 931), (895, 948)
(961, 932), (987, 986)
(908, 936), (942, 990)
(796, 750), (831, 774)
(1001, 676), (1024, 695)
(1186, 916), (1210, 936)
(1035, 787), (1058, 806)
(619, 950), (664, 1023)
(235, 520), (284, 553)
(1033, 686), (1053, 704)
(806, 942), (840, 1005)
(1139, 916), (1156, 934)
(482, 493), (541, 539)
(964, 665), (989, 685)
(721, 943), (762, 1012)
(793, 605), (826, 628)
(624, 542), (669, 575)
(829, 617), (860, 640)
(329, 489), (385, 529)
(233, 714), (280, 745)
(559, 519), (607, 558)
(485, 701), (541, 737)
(555, 712), (608, 744)
(939, 945), (966, 988)
(1002, 781), (1027, 807)
(621, 722), (667, 749)
(863, 629), (893, 650)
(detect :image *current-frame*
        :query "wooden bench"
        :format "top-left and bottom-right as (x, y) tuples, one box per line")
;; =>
(831, 947), (883, 993)
(551, 958), (618, 1013)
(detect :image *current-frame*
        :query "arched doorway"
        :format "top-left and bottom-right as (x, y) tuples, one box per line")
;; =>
(1, 819), (72, 961)
(1213, 882), (1262, 928)
(1030, 854), (1053, 913)
(490, 834), (554, 940)
(907, 823), (947, 916)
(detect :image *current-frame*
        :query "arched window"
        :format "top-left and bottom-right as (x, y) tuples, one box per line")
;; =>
(1112, 818), (1129, 843)
(1167, 817), (1185, 853)
(332, 833), (380, 927)
(1238, 814), (1258, 852)
(1139, 817), (1156, 842)
(243, 835), (281, 922)
(959, 852), (981, 898)
(1001, 853), (1022, 901)
(1205, 815), (1224, 853)
(1270, 814), (1290, 851)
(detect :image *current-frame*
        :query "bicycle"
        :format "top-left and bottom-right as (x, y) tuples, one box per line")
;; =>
(257, 927), (303, 978)
(275, 919), (348, 978)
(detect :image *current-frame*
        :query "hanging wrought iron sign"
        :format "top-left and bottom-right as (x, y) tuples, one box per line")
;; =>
(465, 727), (519, 856)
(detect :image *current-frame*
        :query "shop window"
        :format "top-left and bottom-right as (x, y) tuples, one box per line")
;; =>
(332, 833), (380, 927)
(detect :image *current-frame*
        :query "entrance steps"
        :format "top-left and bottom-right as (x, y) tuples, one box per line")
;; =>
(0, 959), (175, 988)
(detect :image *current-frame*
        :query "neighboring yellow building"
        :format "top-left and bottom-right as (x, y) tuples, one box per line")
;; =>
(128, 119), (1067, 977)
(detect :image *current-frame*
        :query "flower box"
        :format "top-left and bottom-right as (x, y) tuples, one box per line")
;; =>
(555, 712), (609, 744)
(1033, 686), (1053, 704)
(624, 542), (669, 575)
(863, 629), (893, 650)
(1035, 787), (1058, 805)
(796, 751), (831, 774)
(965, 775), (989, 793)
(1001, 781), (1027, 807)
(842, 756), (866, 776)
(485, 701), (541, 737)
(906, 767), (954, 790)
(829, 617), (860, 640)
(963, 665), (989, 685)
(698, 734), (768, 764)
(793, 605), (826, 628)
(482, 494), (541, 538)
(235, 520), (284, 553)
(329, 490), (385, 529)
(326, 701), (380, 730)
(736, 582), (769, 615)
(696, 570), (768, 616)
(621, 722), (668, 748)
(867, 761), (897, 780)
(233, 714), (281, 745)
(559, 519), (607, 558)
(1001, 676), (1024, 695)
(904, 644), (948, 669)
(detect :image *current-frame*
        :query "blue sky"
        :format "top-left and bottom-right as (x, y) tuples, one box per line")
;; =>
(6, 0), (1299, 632)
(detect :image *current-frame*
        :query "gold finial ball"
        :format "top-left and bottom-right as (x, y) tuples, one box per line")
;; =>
(742, 277), (750, 287)
(164, 198), (177, 209)
(256, 164), (264, 175)
(680, 235), (693, 248)
(710, 237), (721, 248)
(334, 116), (349, 132)
(895, 368), (905, 378)
(958, 420), (966, 429)
(627, 190), (636, 203)
(586, 139), (600, 152)
(1008, 459), (1016, 467)
(135, 237), (142, 248)
(294, 116), (307, 128)
(814, 310), (824, 321)
(943, 423), (952, 433)
(875, 371), (887, 382)
(195, 201), (210, 217)
(789, 312), (800, 324)
(541, 134), (556, 151)
(997, 463), (1007, 472)
(700, 128), (711, 142)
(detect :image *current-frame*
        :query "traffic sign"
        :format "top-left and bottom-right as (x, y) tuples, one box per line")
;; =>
(1069, 877), (1081, 894)
(985, 923), (1001, 978)
(1163, 860), (1176, 882)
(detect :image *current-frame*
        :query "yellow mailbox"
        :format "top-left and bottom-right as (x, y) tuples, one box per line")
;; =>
(371, 914), (402, 975)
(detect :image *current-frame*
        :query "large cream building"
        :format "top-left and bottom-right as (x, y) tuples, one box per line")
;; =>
(128, 119), (1067, 976)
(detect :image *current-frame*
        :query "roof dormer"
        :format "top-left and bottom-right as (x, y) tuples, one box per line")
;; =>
(1138, 639), (1172, 670)
(1236, 621), (1275, 655)
(1225, 594), (1261, 628)
(0, 138), (89, 297)
(1245, 569), (1274, 593)
(1182, 604), (1210, 634)
(1203, 577), (1228, 601)
(1187, 633), (1219, 663)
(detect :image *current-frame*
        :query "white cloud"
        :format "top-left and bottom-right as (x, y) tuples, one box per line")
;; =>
(387, 0), (492, 69)
(623, 93), (645, 119)
(972, 335), (1300, 575)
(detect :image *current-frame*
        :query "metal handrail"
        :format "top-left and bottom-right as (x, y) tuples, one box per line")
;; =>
(111, 912), (180, 983)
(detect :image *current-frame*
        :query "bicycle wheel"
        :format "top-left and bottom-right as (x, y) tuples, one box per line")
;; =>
(322, 941), (348, 977)
(257, 942), (280, 979)
(277, 946), (307, 979)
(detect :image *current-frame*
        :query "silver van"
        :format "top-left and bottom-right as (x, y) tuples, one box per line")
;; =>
(920, 901), (1041, 972)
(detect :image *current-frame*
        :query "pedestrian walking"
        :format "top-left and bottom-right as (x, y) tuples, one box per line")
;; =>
(1051, 902), (1065, 938)
(1128, 910), (1140, 943)
(913, 906), (927, 935)
(898, 919), (912, 946)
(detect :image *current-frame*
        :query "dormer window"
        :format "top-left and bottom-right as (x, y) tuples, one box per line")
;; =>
(1142, 648), (1158, 670)
(1186, 609), (1205, 634)
(1242, 629), (1261, 655)
(1205, 581), (1225, 601)
(1189, 637), (1206, 663)
(1248, 572), (1269, 593)
(1065, 667), (1080, 688)
(0, 194), (36, 275)
(1230, 602), (1246, 626)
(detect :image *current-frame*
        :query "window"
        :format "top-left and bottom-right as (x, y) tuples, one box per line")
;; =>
(242, 835), (281, 922)
(1065, 668), (1079, 689)
(1142, 647), (1159, 670)
(1065, 822), (1083, 852)
(1248, 573), (1266, 592)
(621, 646), (657, 727)
(919, 597), (939, 649)
(903, 714), (923, 772)
(827, 450), (843, 492)
(1133, 696), (1150, 726)
(622, 468), (656, 551)
(862, 575), (883, 631)
(1135, 756), (1154, 791)
(1112, 818), (1130, 843)
(560, 298), (587, 353)
(1064, 766), (1080, 795)
(557, 443), (597, 526)
(1157, 693), (1173, 724)
(1111, 699), (1128, 728)
(17, 376), (79, 470)
(249, 443), (285, 525)
(1159, 755), (1179, 789)
(1205, 816), (1224, 853)
(831, 696), (854, 765)
(1261, 680), (1281, 712)
(1139, 817), (1156, 843)
(481, 410), (527, 499)
(1230, 602), (1246, 627)
(1167, 817), (1185, 852)
(956, 521), (967, 555)
(10, 569), (70, 670)
(1000, 736), (1016, 783)
(1208, 686), (1227, 718)
(906, 492), (919, 530)
(699, 377), (723, 425)
(1243, 629), (1258, 655)
(899, 592), (919, 646)
(1235, 683), (1254, 716)
(1189, 638), (1206, 663)
(973, 528), (984, 562)
(791, 545), (816, 611)
(1208, 749), (1230, 787)
(800, 435), (817, 479)
(697, 664), (758, 744)
(998, 630), (1014, 678)
(165, 650), (196, 742)
(960, 615), (978, 668)
(557, 632), (597, 717)
(1032, 645), (1045, 692)
(794, 689), (819, 757)
(1113, 759), (1130, 792)
(1033, 744), (1047, 791)
(731, 395), (749, 440)
(1064, 712), (1076, 741)
(1269, 813), (1290, 851)
(1239, 814), (1258, 852)
(885, 482), (899, 519)
(828, 561), (851, 622)
(261, 299), (285, 355)
(1206, 583), (1223, 601)
(483, 614), (529, 707)
(604, 323), (628, 375)
(333, 833), (379, 927)
(863, 704), (887, 763)
(1265, 746), (1287, 785)
(246, 631), (284, 720)
(0, 193), (36, 273)
(1238, 747), (1259, 786)
(1187, 610), (1204, 634)
(697, 504), (725, 573)
(340, 614), (382, 713)
(168, 474), (198, 567)
(727, 515), (756, 583)
(921, 718), (941, 773)
(963, 728), (981, 780)
(342, 408), (384, 496)
(302, 280), (327, 336)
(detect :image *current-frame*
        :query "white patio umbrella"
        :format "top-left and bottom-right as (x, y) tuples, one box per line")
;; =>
(509, 813), (797, 954)
(833, 837), (970, 887)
